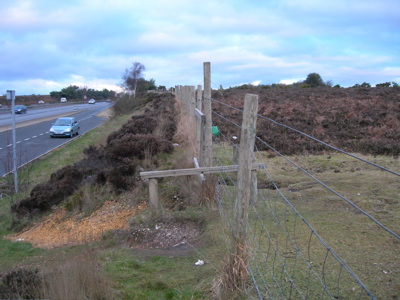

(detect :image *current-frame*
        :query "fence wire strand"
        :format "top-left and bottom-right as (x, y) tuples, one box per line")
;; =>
(206, 97), (400, 299)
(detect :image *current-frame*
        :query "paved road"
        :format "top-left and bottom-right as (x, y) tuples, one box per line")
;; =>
(0, 102), (112, 177)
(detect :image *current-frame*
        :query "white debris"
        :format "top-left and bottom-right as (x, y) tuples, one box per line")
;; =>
(155, 225), (160, 230)
(15, 238), (24, 242)
(357, 193), (361, 196)
(195, 260), (204, 266)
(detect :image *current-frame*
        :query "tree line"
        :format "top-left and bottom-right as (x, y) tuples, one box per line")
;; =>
(49, 62), (160, 100)
(230, 72), (399, 90)
(50, 85), (117, 100)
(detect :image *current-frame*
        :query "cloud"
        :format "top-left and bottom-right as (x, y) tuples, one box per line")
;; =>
(280, 79), (304, 85)
(0, 0), (399, 94)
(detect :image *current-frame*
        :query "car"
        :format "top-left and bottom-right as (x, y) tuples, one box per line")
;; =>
(49, 117), (80, 138)
(38, 100), (45, 104)
(12, 105), (27, 114)
(106, 99), (111, 102)
(60, 98), (67, 102)
(88, 99), (96, 104)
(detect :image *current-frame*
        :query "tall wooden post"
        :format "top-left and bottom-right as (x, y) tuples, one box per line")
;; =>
(203, 62), (212, 168)
(233, 93), (258, 253)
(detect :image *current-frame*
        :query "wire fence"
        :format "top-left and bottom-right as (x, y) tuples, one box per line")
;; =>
(209, 97), (399, 299)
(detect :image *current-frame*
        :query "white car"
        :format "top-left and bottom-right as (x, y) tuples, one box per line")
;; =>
(88, 99), (96, 104)
(60, 98), (67, 102)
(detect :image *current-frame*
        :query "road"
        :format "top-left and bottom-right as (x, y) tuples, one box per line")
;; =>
(0, 102), (112, 177)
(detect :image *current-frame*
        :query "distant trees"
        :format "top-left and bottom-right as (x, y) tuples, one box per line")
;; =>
(352, 82), (371, 88)
(120, 62), (158, 97)
(120, 62), (146, 98)
(229, 74), (398, 90)
(304, 73), (326, 87)
(376, 82), (398, 87)
(50, 85), (116, 100)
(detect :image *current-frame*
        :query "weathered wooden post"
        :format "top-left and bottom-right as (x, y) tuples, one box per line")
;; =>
(232, 93), (258, 258)
(189, 86), (196, 125)
(149, 178), (159, 214)
(195, 108), (206, 167)
(196, 85), (202, 111)
(203, 62), (212, 168)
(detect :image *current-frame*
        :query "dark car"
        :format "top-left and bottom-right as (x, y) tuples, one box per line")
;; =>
(49, 117), (80, 138)
(12, 105), (27, 114)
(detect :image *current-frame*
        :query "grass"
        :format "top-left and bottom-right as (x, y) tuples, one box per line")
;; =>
(212, 147), (400, 299)
(101, 249), (215, 300)
(1, 103), (399, 299)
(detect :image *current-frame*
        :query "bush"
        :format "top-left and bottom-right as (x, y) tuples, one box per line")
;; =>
(106, 134), (173, 161)
(1, 268), (42, 299)
(12, 166), (84, 217)
(11, 92), (178, 221)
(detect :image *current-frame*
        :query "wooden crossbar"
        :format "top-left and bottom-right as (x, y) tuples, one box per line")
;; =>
(140, 163), (266, 179)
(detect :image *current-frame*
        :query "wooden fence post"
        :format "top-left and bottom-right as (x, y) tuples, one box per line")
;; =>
(195, 108), (206, 167)
(149, 178), (159, 214)
(196, 85), (202, 111)
(189, 86), (196, 124)
(233, 93), (258, 254)
(203, 62), (212, 168)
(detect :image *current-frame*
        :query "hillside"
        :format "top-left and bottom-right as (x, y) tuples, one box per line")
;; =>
(0, 95), (56, 107)
(213, 86), (400, 156)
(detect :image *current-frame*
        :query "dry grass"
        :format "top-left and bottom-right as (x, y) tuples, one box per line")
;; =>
(211, 242), (250, 299)
(197, 175), (218, 209)
(42, 250), (115, 300)
(1, 250), (115, 300)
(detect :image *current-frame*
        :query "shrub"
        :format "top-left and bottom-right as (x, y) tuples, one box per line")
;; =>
(12, 166), (84, 217)
(1, 268), (42, 299)
(10, 92), (178, 221)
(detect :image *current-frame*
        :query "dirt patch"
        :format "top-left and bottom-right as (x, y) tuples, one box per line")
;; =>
(6, 200), (147, 249)
(96, 107), (114, 119)
(127, 216), (205, 250)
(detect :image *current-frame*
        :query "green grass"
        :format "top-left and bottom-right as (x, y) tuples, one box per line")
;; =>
(101, 249), (215, 299)
(211, 145), (400, 299)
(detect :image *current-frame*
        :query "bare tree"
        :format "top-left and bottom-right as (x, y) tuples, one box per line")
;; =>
(121, 62), (145, 98)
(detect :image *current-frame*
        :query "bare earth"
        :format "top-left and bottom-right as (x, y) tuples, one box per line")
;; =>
(6, 200), (147, 249)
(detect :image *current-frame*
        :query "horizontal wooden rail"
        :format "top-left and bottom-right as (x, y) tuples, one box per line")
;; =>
(140, 163), (266, 180)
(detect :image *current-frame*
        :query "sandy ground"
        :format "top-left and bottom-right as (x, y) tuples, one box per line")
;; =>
(6, 200), (147, 249)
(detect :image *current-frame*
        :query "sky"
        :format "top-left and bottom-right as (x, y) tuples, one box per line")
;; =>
(1, 0), (399, 96)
